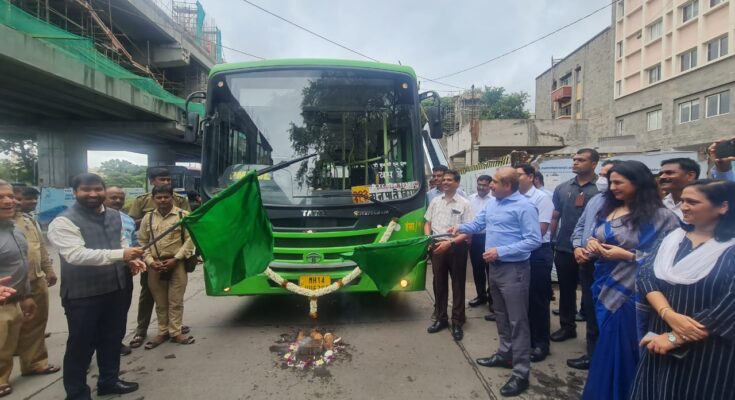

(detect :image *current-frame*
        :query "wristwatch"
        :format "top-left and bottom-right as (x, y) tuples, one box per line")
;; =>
(667, 332), (677, 344)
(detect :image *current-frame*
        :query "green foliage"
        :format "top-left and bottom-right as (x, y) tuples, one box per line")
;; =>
(478, 86), (530, 119)
(97, 159), (146, 188)
(0, 137), (37, 184)
(288, 72), (400, 189)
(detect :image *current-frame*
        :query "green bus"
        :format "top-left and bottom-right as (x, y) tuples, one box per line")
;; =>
(187, 59), (443, 296)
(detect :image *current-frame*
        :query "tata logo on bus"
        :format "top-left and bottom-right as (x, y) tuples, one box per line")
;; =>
(305, 253), (322, 263)
(301, 210), (326, 217)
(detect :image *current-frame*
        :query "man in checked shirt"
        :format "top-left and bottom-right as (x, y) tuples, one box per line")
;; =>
(424, 169), (473, 341)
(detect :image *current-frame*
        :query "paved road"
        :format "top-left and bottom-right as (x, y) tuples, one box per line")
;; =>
(10, 249), (588, 400)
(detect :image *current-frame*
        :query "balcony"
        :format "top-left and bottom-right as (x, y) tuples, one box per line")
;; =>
(551, 85), (572, 102)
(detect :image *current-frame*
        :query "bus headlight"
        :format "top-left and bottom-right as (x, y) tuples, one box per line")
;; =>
(399, 279), (409, 288)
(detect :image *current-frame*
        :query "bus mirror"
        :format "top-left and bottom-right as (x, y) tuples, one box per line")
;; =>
(427, 105), (443, 139)
(184, 112), (200, 143)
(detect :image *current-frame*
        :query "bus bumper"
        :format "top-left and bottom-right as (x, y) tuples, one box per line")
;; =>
(206, 259), (427, 296)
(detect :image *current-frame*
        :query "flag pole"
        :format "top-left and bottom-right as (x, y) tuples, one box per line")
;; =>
(139, 153), (317, 252)
(140, 221), (182, 251)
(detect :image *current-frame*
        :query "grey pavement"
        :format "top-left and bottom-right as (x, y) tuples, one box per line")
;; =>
(9, 247), (588, 400)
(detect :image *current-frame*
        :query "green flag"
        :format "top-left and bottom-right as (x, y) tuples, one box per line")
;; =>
(343, 237), (431, 296)
(181, 172), (273, 293)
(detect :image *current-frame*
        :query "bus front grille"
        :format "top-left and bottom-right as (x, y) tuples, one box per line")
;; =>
(274, 234), (377, 249)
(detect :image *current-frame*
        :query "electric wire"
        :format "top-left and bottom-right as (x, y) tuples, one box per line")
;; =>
(430, 0), (616, 81)
(239, 0), (467, 91)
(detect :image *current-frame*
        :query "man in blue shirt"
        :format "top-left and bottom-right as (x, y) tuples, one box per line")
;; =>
(450, 167), (541, 397)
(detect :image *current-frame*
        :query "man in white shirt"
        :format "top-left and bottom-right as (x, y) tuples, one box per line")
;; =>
(659, 158), (699, 220)
(48, 173), (146, 400)
(467, 175), (495, 319)
(517, 164), (554, 362)
(426, 165), (466, 204)
(424, 170), (473, 341)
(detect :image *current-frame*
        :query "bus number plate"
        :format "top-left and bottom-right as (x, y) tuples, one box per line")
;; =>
(299, 275), (332, 290)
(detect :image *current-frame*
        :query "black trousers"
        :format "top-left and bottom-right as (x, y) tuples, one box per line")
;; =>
(469, 234), (491, 302)
(62, 290), (128, 400)
(579, 261), (598, 356)
(529, 243), (553, 351)
(554, 250), (579, 331)
(431, 242), (468, 325)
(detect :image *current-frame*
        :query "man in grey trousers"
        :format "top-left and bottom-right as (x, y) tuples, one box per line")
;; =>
(451, 167), (541, 397)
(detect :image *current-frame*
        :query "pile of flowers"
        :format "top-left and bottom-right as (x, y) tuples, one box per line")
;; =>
(276, 329), (346, 370)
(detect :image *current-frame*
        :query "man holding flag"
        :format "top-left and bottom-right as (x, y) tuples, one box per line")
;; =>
(424, 169), (473, 341)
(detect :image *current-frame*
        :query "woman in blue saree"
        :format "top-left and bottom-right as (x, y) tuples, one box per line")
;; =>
(581, 161), (678, 400)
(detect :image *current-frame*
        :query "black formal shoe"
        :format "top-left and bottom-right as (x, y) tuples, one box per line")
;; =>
(530, 347), (549, 362)
(484, 312), (497, 321)
(451, 324), (464, 341)
(500, 375), (529, 397)
(427, 320), (449, 334)
(476, 354), (512, 369)
(550, 327), (577, 342)
(468, 297), (487, 307)
(120, 344), (132, 356)
(97, 380), (139, 396)
(566, 355), (591, 370)
(552, 308), (560, 316)
(575, 312), (586, 322)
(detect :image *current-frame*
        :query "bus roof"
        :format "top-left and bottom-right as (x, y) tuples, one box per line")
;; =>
(209, 59), (417, 79)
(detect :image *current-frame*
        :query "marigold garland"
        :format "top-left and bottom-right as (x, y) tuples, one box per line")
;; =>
(265, 219), (399, 318)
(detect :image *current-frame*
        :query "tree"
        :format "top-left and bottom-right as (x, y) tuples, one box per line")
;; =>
(97, 159), (147, 188)
(0, 136), (37, 184)
(478, 86), (530, 119)
(288, 72), (400, 189)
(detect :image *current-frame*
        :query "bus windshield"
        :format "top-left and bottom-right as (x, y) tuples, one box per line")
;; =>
(202, 68), (421, 207)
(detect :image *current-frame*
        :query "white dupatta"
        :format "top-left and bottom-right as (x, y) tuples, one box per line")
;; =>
(653, 228), (735, 285)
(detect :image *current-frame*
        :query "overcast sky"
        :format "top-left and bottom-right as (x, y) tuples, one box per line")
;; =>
(90, 0), (613, 167)
(198, 0), (613, 108)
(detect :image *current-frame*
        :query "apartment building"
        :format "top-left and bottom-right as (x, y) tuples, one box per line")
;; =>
(611, 0), (734, 151)
(535, 28), (615, 146)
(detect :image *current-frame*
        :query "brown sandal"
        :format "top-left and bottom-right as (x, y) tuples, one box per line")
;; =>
(171, 334), (195, 345)
(144, 335), (169, 350)
(22, 364), (60, 376)
(0, 384), (12, 398)
(129, 334), (145, 349)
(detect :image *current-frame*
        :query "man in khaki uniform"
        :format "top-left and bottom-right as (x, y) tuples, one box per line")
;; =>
(127, 168), (190, 224)
(12, 186), (60, 377)
(137, 185), (195, 349)
(0, 181), (37, 398)
(126, 168), (189, 349)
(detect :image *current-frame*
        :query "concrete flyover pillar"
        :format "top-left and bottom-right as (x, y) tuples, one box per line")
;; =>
(146, 146), (177, 167)
(36, 132), (88, 187)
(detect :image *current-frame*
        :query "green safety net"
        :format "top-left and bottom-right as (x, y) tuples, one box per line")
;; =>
(0, 0), (204, 115)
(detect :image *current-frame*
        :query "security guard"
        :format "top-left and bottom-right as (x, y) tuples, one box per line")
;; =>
(13, 186), (60, 377)
(127, 167), (190, 225)
(126, 167), (190, 350)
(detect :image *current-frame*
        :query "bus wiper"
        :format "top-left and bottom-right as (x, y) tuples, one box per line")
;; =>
(257, 153), (317, 176)
(309, 192), (403, 217)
